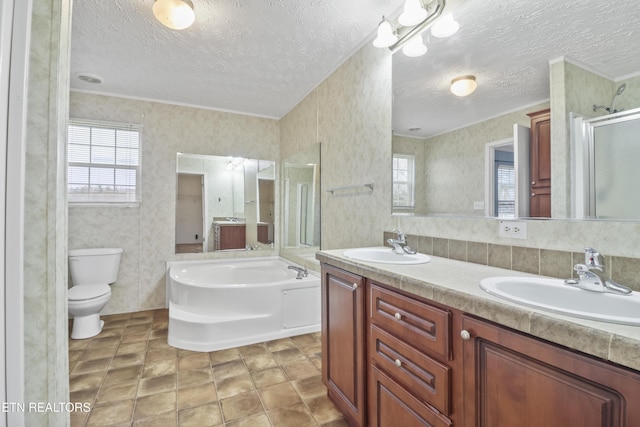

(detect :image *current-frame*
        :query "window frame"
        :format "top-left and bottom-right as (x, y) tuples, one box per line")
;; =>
(67, 118), (142, 206)
(392, 153), (416, 209)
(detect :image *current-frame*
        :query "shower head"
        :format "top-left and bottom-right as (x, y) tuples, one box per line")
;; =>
(609, 83), (627, 114)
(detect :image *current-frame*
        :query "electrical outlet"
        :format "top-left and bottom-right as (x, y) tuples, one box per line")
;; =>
(499, 221), (527, 239)
(473, 201), (485, 210)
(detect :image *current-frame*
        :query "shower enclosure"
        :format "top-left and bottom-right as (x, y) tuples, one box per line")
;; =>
(573, 107), (640, 219)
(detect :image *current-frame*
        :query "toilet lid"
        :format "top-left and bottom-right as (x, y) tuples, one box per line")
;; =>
(68, 284), (110, 301)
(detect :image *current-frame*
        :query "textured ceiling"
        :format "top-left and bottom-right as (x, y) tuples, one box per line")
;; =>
(70, 0), (405, 119)
(71, 0), (640, 136)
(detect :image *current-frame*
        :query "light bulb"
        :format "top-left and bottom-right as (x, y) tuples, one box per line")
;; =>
(373, 18), (398, 48)
(402, 35), (427, 57)
(153, 0), (195, 30)
(450, 75), (477, 96)
(431, 13), (459, 38)
(398, 0), (428, 27)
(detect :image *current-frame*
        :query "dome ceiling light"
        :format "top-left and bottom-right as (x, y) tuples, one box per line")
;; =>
(152, 0), (195, 30)
(450, 75), (477, 97)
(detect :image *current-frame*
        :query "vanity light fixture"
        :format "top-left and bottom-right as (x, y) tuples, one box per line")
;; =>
(152, 0), (195, 30)
(373, 0), (458, 57)
(450, 75), (477, 97)
(430, 13), (459, 38)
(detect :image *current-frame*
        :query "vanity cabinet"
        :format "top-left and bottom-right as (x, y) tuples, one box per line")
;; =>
(213, 223), (245, 250)
(368, 283), (454, 427)
(528, 108), (551, 217)
(321, 261), (640, 427)
(461, 315), (640, 427)
(321, 265), (366, 427)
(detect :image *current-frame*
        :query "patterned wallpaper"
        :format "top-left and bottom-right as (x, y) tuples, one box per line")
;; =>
(69, 92), (280, 314)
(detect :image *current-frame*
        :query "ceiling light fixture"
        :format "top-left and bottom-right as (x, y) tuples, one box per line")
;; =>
(430, 13), (459, 38)
(450, 75), (477, 97)
(152, 0), (195, 30)
(373, 0), (458, 57)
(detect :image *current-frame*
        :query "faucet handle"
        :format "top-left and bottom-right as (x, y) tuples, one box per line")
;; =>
(392, 229), (406, 242)
(584, 247), (604, 268)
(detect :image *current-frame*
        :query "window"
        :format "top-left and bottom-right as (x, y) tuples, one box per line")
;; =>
(67, 120), (141, 203)
(392, 154), (415, 208)
(496, 163), (515, 217)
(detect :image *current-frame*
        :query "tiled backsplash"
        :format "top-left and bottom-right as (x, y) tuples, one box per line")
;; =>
(384, 231), (640, 292)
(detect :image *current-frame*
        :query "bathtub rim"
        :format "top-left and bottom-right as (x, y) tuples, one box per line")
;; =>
(165, 256), (319, 307)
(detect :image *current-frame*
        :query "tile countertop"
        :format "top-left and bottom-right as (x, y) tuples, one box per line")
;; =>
(316, 247), (640, 372)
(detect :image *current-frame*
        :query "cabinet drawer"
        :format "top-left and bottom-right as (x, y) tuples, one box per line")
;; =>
(370, 324), (451, 415)
(369, 283), (451, 359)
(368, 365), (452, 427)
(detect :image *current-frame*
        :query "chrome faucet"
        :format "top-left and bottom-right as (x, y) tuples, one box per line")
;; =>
(386, 230), (417, 255)
(288, 265), (308, 279)
(565, 247), (632, 295)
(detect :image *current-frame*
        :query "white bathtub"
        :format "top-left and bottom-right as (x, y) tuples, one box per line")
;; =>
(167, 257), (321, 352)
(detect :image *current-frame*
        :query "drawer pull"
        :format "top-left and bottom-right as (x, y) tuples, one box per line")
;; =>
(394, 312), (402, 320)
(395, 359), (402, 367)
(352, 283), (358, 290)
(460, 330), (471, 341)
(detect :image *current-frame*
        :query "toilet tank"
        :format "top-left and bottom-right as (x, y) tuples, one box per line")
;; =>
(69, 248), (123, 286)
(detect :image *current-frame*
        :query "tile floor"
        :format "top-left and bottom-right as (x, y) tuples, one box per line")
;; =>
(68, 309), (348, 427)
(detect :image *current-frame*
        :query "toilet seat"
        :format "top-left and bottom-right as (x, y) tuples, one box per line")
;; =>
(68, 284), (110, 301)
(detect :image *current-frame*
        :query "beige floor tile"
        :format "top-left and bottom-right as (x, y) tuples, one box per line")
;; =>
(178, 352), (211, 371)
(95, 382), (138, 405)
(306, 394), (344, 424)
(134, 390), (177, 420)
(299, 342), (322, 357)
(81, 347), (117, 361)
(178, 367), (214, 389)
(178, 402), (223, 427)
(272, 348), (306, 365)
(216, 373), (255, 399)
(291, 375), (326, 400)
(268, 402), (318, 427)
(71, 357), (112, 375)
(69, 372), (105, 392)
(146, 347), (178, 363)
(266, 338), (296, 352)
(251, 367), (289, 389)
(226, 413), (271, 427)
(142, 357), (177, 378)
(110, 352), (146, 369)
(282, 359), (320, 381)
(116, 340), (147, 355)
(121, 331), (150, 343)
(177, 383), (218, 410)
(258, 382), (301, 410)
(137, 373), (176, 397)
(102, 365), (143, 387)
(244, 353), (278, 372)
(70, 388), (99, 406)
(220, 391), (264, 422)
(148, 337), (173, 350)
(86, 400), (134, 426)
(290, 334), (319, 348)
(319, 418), (350, 427)
(133, 412), (177, 427)
(88, 335), (121, 349)
(209, 348), (241, 365)
(212, 360), (247, 381)
(150, 327), (168, 339)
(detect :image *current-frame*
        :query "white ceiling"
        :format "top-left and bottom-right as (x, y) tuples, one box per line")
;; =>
(71, 0), (640, 137)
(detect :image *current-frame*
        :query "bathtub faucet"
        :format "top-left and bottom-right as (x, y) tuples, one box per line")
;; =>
(288, 265), (308, 279)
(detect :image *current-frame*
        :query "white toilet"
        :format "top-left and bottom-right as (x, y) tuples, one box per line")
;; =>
(68, 248), (123, 339)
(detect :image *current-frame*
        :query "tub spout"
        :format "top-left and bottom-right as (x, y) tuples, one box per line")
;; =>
(288, 265), (308, 279)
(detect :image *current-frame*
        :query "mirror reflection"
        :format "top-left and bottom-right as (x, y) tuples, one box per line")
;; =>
(391, 0), (640, 220)
(282, 144), (321, 253)
(175, 153), (275, 253)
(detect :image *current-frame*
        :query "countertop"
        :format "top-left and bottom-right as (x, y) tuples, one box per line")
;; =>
(317, 247), (640, 371)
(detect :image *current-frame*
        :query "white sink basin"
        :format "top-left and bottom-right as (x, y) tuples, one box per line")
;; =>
(480, 276), (640, 325)
(343, 247), (430, 265)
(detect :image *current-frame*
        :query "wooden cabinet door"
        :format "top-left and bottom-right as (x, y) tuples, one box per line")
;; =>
(528, 109), (551, 217)
(321, 264), (366, 427)
(219, 225), (245, 249)
(461, 315), (640, 427)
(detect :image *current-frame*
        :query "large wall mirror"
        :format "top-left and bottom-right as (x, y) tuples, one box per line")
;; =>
(391, 0), (640, 220)
(175, 153), (275, 253)
(282, 144), (321, 254)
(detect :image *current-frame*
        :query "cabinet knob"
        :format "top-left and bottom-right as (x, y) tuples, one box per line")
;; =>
(394, 312), (402, 320)
(531, 192), (536, 197)
(460, 330), (471, 340)
(531, 181), (536, 185)
(395, 359), (402, 367)
(352, 283), (358, 290)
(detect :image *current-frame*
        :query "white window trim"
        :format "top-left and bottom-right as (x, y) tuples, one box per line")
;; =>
(67, 118), (143, 206)
(392, 153), (416, 209)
